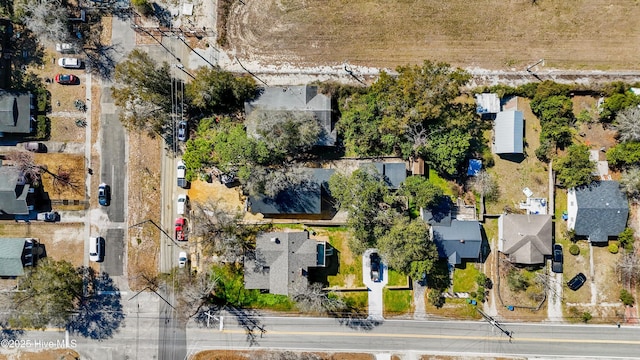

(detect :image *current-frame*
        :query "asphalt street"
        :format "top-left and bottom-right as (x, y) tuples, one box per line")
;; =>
(103, 228), (124, 276)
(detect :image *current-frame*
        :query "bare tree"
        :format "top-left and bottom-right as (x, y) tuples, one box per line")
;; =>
(290, 278), (347, 315)
(190, 200), (263, 261)
(6, 150), (81, 191)
(244, 166), (314, 198)
(620, 167), (640, 203)
(617, 253), (640, 288)
(470, 170), (499, 202)
(615, 107), (640, 143)
(172, 270), (218, 323)
(17, 0), (71, 45)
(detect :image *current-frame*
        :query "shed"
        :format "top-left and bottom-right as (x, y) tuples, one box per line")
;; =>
(493, 110), (524, 154)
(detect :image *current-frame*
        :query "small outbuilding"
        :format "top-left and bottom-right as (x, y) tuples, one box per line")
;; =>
(493, 110), (524, 155)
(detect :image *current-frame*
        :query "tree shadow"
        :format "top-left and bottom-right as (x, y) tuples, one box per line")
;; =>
(66, 268), (125, 340)
(82, 40), (119, 80)
(192, 304), (266, 346)
(330, 308), (383, 331)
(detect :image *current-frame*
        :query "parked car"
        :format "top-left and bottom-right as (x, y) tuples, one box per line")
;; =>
(37, 211), (60, 222)
(58, 57), (82, 69)
(178, 251), (187, 268)
(98, 183), (110, 206)
(176, 194), (187, 215)
(552, 244), (563, 273)
(55, 74), (79, 85)
(23, 142), (47, 153)
(175, 217), (186, 241)
(55, 43), (75, 53)
(567, 272), (587, 291)
(177, 160), (187, 188)
(177, 121), (187, 142)
(89, 236), (105, 262)
(370, 252), (381, 282)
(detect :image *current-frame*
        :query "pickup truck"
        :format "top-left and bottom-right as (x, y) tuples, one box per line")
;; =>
(177, 160), (187, 188)
(175, 217), (186, 241)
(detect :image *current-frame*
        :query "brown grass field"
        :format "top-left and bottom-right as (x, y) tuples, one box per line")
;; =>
(227, 0), (640, 70)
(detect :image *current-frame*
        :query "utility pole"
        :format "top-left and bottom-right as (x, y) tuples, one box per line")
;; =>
(477, 308), (513, 341)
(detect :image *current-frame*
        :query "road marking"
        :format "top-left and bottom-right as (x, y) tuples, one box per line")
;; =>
(218, 329), (640, 345)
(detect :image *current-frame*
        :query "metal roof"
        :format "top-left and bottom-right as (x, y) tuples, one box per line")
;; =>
(0, 238), (29, 276)
(359, 162), (407, 189)
(0, 166), (30, 215)
(493, 110), (524, 154)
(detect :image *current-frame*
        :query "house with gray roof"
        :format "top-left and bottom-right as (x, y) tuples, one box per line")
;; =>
(0, 91), (34, 137)
(244, 85), (335, 146)
(493, 110), (523, 155)
(0, 164), (31, 216)
(0, 238), (39, 277)
(248, 168), (335, 216)
(430, 220), (483, 266)
(498, 214), (553, 265)
(566, 181), (629, 243)
(244, 231), (329, 296)
(359, 162), (407, 190)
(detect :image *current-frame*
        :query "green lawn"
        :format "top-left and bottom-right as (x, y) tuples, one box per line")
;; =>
(452, 262), (481, 293)
(339, 291), (368, 311)
(325, 227), (365, 288)
(387, 269), (409, 287)
(429, 168), (455, 196)
(383, 288), (412, 315)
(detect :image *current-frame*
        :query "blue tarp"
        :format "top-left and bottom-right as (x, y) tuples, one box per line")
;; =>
(467, 159), (482, 176)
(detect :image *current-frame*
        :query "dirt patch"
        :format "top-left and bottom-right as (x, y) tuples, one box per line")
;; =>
(48, 115), (86, 142)
(226, 0), (640, 70)
(35, 153), (85, 204)
(192, 351), (374, 360)
(127, 132), (162, 290)
(0, 349), (80, 360)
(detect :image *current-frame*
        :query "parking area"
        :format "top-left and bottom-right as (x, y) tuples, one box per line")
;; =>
(362, 248), (388, 319)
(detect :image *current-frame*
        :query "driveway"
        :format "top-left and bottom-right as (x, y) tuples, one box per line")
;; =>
(363, 249), (388, 320)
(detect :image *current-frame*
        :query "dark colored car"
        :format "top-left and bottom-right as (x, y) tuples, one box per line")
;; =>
(55, 74), (79, 84)
(370, 252), (381, 282)
(552, 244), (563, 273)
(567, 272), (587, 291)
(98, 183), (110, 206)
(177, 121), (187, 142)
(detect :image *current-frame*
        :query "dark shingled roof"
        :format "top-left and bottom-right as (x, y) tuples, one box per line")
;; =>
(432, 220), (482, 265)
(573, 181), (629, 243)
(244, 85), (335, 146)
(499, 214), (553, 264)
(248, 168), (335, 215)
(0, 91), (32, 135)
(244, 232), (321, 296)
(359, 162), (407, 189)
(0, 166), (30, 215)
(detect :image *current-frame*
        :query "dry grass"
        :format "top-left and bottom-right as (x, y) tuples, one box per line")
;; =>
(35, 153), (85, 203)
(226, 0), (640, 70)
(127, 132), (162, 290)
(48, 115), (86, 142)
(0, 349), (80, 360)
(0, 222), (84, 267)
(192, 351), (374, 360)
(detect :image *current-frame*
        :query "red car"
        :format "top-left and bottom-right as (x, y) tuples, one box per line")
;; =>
(55, 74), (79, 85)
(175, 217), (187, 241)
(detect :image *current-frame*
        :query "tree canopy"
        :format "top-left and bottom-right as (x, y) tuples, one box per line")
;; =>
(554, 144), (596, 188)
(17, 0), (70, 45)
(620, 167), (640, 203)
(328, 169), (395, 254)
(600, 92), (640, 123)
(606, 142), (640, 170)
(614, 107), (640, 143)
(10, 259), (83, 329)
(377, 217), (438, 279)
(185, 67), (258, 116)
(398, 176), (443, 210)
(338, 61), (476, 162)
(112, 49), (173, 136)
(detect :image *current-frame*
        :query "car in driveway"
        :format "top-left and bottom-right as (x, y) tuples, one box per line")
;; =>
(58, 58), (82, 69)
(552, 244), (563, 273)
(175, 217), (186, 241)
(55, 74), (79, 85)
(37, 211), (60, 222)
(370, 252), (381, 282)
(567, 272), (587, 291)
(23, 142), (47, 153)
(177, 121), (187, 142)
(177, 194), (187, 215)
(55, 43), (75, 53)
(178, 251), (187, 268)
(98, 183), (110, 206)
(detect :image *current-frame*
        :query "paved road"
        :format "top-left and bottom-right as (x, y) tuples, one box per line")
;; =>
(103, 228), (124, 276)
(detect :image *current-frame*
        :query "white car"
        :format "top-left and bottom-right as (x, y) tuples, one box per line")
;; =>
(177, 194), (187, 215)
(58, 57), (82, 69)
(177, 160), (187, 188)
(178, 251), (187, 268)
